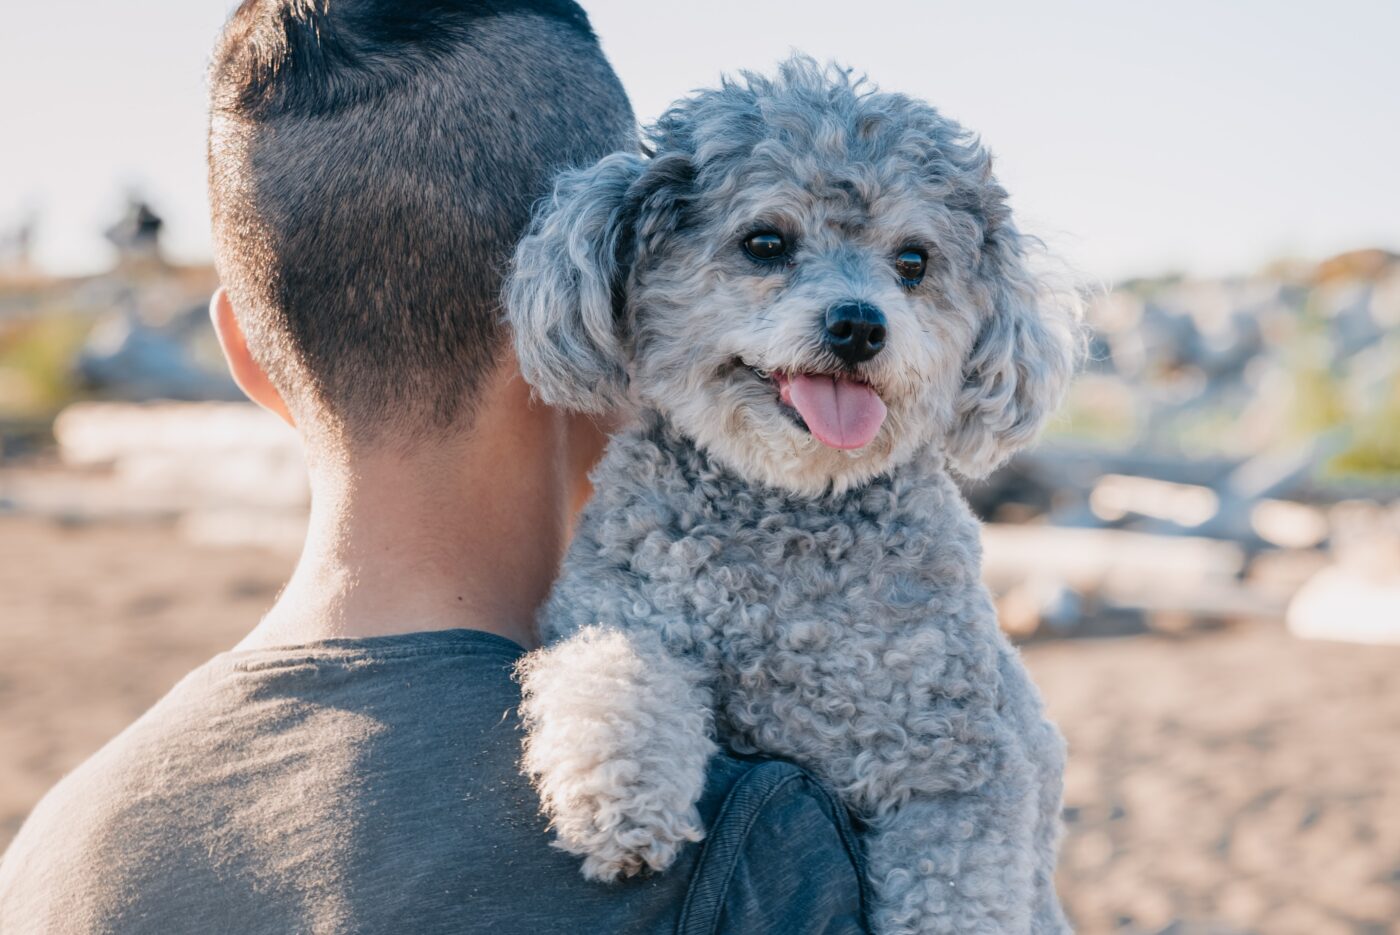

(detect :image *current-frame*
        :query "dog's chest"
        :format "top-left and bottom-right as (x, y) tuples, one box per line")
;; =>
(545, 433), (1011, 799)
(556, 431), (999, 697)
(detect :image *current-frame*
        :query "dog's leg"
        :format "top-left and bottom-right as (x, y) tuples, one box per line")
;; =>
(517, 624), (716, 881)
(995, 648), (1072, 934)
(1027, 736), (1071, 935)
(863, 738), (1041, 935)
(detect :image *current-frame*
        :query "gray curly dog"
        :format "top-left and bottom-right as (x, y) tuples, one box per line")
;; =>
(506, 56), (1081, 934)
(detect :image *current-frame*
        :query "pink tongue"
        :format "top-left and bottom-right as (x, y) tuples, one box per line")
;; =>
(782, 374), (887, 450)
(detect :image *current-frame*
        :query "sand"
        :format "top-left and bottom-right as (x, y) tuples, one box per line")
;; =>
(1, 514), (1397, 934)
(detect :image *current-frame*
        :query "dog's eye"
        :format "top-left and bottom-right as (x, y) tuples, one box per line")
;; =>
(743, 231), (787, 261)
(895, 249), (927, 284)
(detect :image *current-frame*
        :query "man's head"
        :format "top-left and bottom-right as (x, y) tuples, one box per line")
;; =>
(208, 0), (635, 447)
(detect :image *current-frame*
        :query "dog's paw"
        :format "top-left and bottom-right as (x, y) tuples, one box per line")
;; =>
(563, 801), (706, 882)
(517, 626), (716, 881)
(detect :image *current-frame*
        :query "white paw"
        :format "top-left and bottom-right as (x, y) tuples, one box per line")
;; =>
(567, 802), (706, 881)
(517, 626), (716, 880)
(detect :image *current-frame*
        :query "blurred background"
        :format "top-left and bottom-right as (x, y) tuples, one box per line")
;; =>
(1, 2), (1398, 933)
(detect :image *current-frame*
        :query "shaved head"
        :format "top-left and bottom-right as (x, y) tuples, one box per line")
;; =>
(208, 0), (635, 443)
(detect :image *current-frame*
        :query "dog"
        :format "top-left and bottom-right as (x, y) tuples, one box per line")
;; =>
(505, 57), (1080, 934)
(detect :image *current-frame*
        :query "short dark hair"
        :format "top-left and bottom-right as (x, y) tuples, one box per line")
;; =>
(208, 0), (634, 439)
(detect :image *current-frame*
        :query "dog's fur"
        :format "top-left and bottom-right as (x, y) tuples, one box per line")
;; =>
(508, 58), (1079, 934)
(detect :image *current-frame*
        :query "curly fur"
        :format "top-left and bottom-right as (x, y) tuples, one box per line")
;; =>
(508, 56), (1079, 933)
(517, 626), (716, 880)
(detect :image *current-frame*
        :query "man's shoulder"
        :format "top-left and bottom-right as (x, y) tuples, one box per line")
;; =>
(0, 661), (222, 932)
(697, 755), (859, 855)
(687, 756), (870, 935)
(1, 637), (869, 934)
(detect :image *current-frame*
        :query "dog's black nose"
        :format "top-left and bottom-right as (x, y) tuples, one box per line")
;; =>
(824, 302), (887, 364)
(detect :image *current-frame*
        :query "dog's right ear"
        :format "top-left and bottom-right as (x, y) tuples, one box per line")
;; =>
(506, 152), (688, 415)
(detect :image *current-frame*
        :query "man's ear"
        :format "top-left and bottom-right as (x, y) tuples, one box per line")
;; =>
(209, 287), (295, 427)
(505, 151), (690, 415)
(945, 223), (1082, 479)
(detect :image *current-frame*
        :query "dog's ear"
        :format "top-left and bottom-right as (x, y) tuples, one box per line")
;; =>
(506, 151), (690, 415)
(945, 219), (1082, 478)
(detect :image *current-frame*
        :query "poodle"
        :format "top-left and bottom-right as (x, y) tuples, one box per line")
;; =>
(505, 57), (1080, 934)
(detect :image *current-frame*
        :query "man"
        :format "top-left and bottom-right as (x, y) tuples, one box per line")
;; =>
(0, 1), (869, 932)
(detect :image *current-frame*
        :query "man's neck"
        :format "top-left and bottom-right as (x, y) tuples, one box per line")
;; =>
(237, 369), (601, 653)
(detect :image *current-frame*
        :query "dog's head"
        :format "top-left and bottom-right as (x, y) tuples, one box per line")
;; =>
(507, 57), (1081, 495)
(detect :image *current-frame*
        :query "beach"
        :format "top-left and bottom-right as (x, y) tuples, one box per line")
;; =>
(2, 514), (1396, 933)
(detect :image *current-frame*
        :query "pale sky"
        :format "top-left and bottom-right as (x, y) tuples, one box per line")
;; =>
(3, 0), (1397, 282)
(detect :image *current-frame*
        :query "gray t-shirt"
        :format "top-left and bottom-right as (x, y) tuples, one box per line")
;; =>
(0, 629), (868, 934)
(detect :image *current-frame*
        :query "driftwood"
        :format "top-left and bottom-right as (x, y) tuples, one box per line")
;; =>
(0, 403), (308, 547)
(982, 524), (1286, 638)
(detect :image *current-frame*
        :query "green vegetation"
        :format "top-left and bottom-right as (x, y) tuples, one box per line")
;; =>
(1326, 376), (1400, 478)
(0, 313), (93, 418)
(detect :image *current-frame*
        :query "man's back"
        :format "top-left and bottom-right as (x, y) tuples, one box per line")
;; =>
(0, 3), (873, 932)
(0, 630), (867, 934)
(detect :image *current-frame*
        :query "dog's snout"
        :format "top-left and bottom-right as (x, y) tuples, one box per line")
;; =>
(824, 302), (887, 364)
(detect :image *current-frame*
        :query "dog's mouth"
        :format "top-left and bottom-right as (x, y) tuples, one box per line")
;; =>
(743, 363), (887, 450)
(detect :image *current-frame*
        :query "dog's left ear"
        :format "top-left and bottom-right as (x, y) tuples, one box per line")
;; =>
(506, 151), (691, 415)
(945, 219), (1082, 478)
